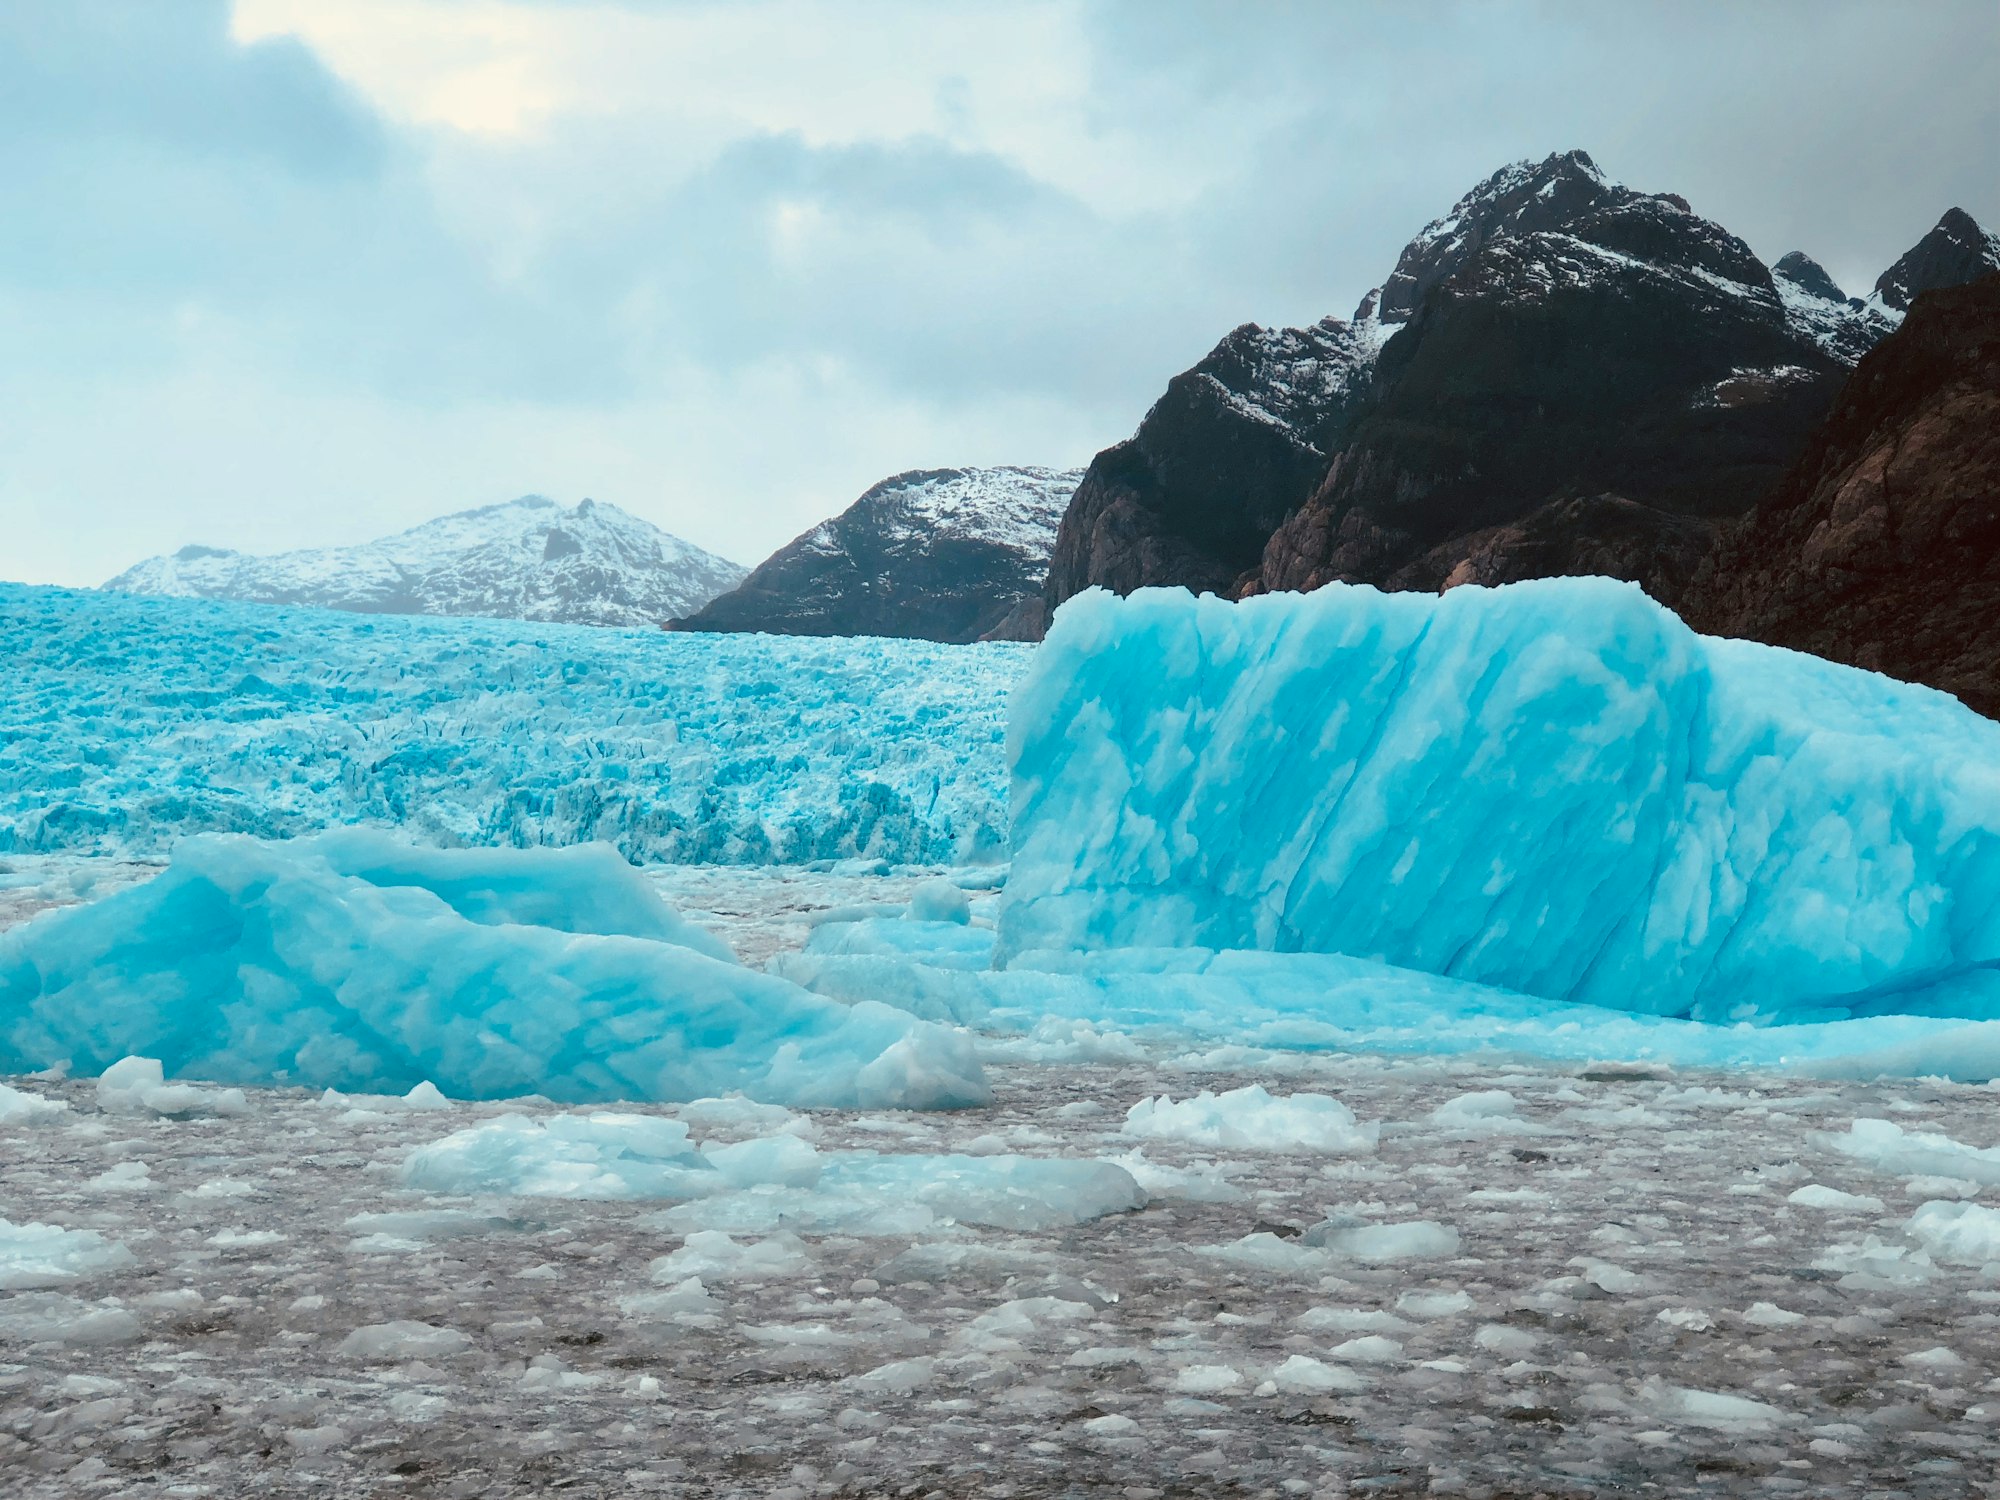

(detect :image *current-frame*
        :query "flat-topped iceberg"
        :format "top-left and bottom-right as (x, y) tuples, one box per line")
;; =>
(0, 832), (987, 1109)
(1002, 580), (2000, 1022)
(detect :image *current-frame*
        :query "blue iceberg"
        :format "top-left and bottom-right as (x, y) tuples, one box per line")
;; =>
(1002, 580), (2000, 1023)
(0, 832), (988, 1108)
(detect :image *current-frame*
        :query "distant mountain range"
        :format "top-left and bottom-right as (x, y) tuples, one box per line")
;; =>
(670, 467), (1083, 643)
(1039, 151), (2000, 635)
(103, 497), (747, 629)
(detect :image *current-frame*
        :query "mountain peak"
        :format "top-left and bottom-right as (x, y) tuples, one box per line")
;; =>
(103, 499), (746, 629)
(1873, 207), (2000, 312)
(1773, 251), (1846, 303)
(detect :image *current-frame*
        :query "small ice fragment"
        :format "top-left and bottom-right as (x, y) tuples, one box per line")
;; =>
(1787, 1184), (1886, 1213)
(1271, 1354), (1368, 1394)
(1475, 1324), (1540, 1357)
(1327, 1335), (1403, 1364)
(1741, 1302), (1804, 1327)
(1124, 1086), (1376, 1154)
(905, 879), (971, 925)
(650, 1231), (811, 1282)
(336, 1321), (473, 1362)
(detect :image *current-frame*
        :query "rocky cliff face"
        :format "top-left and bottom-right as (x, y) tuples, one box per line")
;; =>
(103, 498), (746, 629)
(1255, 154), (1865, 607)
(1040, 317), (1388, 610)
(1683, 274), (2000, 717)
(671, 467), (1082, 644)
(1870, 208), (2000, 314)
(1039, 150), (1994, 628)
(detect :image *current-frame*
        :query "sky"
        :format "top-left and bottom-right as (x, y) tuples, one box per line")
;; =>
(3, 0), (1996, 587)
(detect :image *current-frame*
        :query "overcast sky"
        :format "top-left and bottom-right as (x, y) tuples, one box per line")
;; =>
(4, 0), (1996, 586)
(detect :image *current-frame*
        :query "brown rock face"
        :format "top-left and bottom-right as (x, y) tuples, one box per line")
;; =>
(1682, 274), (2000, 717)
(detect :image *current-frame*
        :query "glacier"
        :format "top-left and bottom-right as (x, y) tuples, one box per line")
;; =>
(0, 832), (988, 1109)
(0, 583), (1020, 865)
(1002, 579), (2000, 1023)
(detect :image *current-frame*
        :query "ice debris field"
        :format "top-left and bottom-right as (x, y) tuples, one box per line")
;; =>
(8, 577), (2000, 1495)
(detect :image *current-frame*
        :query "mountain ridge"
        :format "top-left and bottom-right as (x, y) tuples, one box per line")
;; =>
(104, 496), (746, 629)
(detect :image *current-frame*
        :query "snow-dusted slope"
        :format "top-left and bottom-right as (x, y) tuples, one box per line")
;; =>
(103, 497), (747, 629)
(675, 467), (1083, 644)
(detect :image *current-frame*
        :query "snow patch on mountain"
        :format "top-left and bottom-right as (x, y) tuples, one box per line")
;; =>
(104, 497), (746, 629)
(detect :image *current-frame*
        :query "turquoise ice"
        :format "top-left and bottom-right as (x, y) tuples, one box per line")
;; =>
(1002, 579), (2000, 1023)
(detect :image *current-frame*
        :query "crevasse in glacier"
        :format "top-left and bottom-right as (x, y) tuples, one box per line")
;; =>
(0, 832), (989, 1109)
(999, 579), (2000, 1021)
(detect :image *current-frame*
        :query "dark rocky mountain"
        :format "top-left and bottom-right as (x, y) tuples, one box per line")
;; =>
(1683, 273), (2000, 717)
(1038, 150), (1991, 626)
(103, 497), (746, 629)
(1870, 208), (2000, 313)
(671, 467), (1082, 644)
(1039, 316), (1388, 616)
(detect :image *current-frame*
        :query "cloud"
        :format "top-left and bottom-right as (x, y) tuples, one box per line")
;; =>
(1, 0), (1996, 587)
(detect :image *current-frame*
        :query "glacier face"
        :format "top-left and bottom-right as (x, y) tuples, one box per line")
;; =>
(102, 496), (747, 629)
(1001, 579), (2000, 1021)
(0, 584), (1021, 864)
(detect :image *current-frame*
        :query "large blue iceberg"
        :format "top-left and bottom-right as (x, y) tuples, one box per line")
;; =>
(1001, 580), (2000, 1022)
(0, 832), (988, 1108)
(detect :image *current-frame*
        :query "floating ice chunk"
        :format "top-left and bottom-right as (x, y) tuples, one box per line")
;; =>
(803, 917), (995, 970)
(906, 879), (972, 925)
(1570, 1258), (1650, 1294)
(1122, 1086), (1377, 1154)
(1297, 1306), (1415, 1336)
(1082, 1413), (1139, 1436)
(343, 1211), (525, 1254)
(1813, 1235), (1936, 1287)
(815, 1153), (1145, 1232)
(1, 834), (988, 1110)
(1787, 1184), (1886, 1213)
(1006, 580), (2000, 1024)
(0, 1217), (134, 1290)
(1099, 1149), (1244, 1204)
(652, 1231), (811, 1282)
(1429, 1091), (1521, 1127)
(1906, 1200), (2000, 1266)
(618, 1277), (724, 1328)
(1396, 1290), (1474, 1319)
(0, 1293), (141, 1345)
(1172, 1364), (1244, 1394)
(675, 1096), (803, 1136)
(1303, 1219), (1462, 1263)
(1271, 1354), (1368, 1394)
(702, 1134), (822, 1190)
(0, 1081), (67, 1124)
(1823, 1120), (2000, 1186)
(403, 1112), (716, 1200)
(336, 1321), (474, 1362)
(958, 1296), (1095, 1349)
(1904, 1345), (1966, 1370)
(1742, 1302), (1805, 1327)
(86, 1161), (152, 1193)
(1327, 1335), (1403, 1365)
(306, 829), (738, 962)
(845, 1356), (934, 1395)
(96, 1057), (247, 1118)
(1657, 1307), (1713, 1331)
(1474, 1324), (1541, 1357)
(1642, 1381), (1795, 1430)
(1903, 1175), (1980, 1201)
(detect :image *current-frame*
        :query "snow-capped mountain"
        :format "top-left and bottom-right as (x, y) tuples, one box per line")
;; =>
(672, 467), (1084, 644)
(103, 497), (747, 629)
(1042, 149), (2000, 625)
